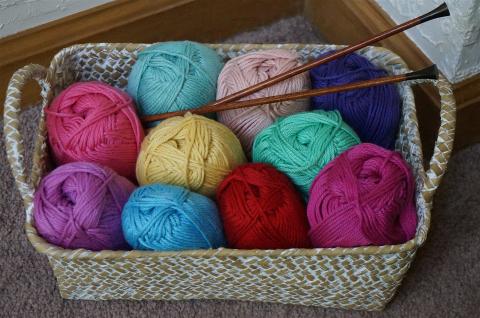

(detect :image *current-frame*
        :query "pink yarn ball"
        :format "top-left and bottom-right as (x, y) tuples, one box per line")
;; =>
(217, 49), (310, 155)
(33, 162), (135, 251)
(46, 81), (144, 180)
(307, 143), (417, 248)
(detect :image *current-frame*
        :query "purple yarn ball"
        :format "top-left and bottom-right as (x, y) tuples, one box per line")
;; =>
(310, 52), (401, 149)
(33, 162), (135, 251)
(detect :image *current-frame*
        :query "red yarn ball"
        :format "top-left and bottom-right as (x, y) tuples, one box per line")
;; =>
(307, 143), (417, 248)
(46, 81), (144, 180)
(217, 163), (311, 249)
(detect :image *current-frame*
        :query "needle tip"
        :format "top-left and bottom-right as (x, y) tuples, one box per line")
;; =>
(406, 65), (439, 81)
(419, 3), (450, 23)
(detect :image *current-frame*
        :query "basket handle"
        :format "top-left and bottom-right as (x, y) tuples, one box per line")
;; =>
(3, 64), (48, 213)
(416, 74), (456, 246)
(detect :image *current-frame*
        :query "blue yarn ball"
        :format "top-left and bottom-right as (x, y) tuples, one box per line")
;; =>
(310, 52), (401, 149)
(122, 183), (226, 251)
(127, 41), (224, 117)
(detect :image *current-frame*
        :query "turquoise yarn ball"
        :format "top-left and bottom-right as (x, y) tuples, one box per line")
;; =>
(127, 41), (224, 117)
(122, 183), (226, 251)
(252, 110), (360, 197)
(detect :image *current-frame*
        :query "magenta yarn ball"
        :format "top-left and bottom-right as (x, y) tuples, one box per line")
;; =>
(46, 81), (144, 180)
(33, 162), (136, 251)
(307, 143), (417, 248)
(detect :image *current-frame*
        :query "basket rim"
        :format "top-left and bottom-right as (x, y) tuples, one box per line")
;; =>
(5, 42), (454, 260)
(25, 223), (417, 259)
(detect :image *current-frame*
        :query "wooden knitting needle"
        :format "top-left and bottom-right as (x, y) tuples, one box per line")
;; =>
(139, 65), (438, 120)
(141, 3), (449, 123)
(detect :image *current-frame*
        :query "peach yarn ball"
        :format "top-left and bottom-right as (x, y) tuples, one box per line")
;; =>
(217, 49), (310, 154)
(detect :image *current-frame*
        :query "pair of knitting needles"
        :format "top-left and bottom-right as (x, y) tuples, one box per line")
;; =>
(141, 3), (449, 123)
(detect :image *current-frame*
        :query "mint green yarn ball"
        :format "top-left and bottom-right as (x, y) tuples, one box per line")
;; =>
(252, 110), (360, 196)
(127, 41), (224, 117)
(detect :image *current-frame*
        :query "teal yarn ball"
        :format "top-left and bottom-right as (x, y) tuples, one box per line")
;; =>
(252, 110), (360, 196)
(122, 183), (226, 251)
(127, 41), (224, 117)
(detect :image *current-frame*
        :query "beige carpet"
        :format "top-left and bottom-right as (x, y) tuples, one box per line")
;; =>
(1, 16), (479, 317)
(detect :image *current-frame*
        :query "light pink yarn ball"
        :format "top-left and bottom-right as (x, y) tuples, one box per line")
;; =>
(217, 49), (310, 155)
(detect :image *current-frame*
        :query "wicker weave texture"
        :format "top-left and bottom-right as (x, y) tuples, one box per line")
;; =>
(49, 250), (416, 310)
(3, 43), (456, 311)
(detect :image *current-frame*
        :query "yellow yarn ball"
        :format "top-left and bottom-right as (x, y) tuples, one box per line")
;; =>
(136, 113), (247, 196)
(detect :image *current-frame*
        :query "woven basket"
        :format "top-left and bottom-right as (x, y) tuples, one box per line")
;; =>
(3, 43), (455, 311)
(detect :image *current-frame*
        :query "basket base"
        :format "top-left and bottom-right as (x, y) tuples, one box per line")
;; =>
(49, 250), (415, 312)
